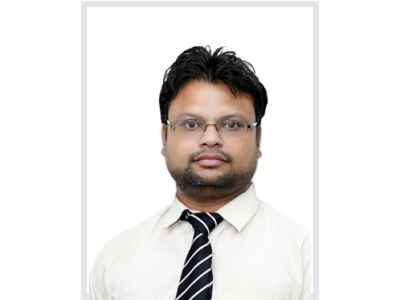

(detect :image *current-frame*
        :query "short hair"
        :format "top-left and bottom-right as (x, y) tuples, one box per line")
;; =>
(159, 45), (268, 126)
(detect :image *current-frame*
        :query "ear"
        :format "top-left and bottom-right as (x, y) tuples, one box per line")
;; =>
(256, 126), (262, 148)
(256, 127), (262, 158)
(161, 125), (167, 156)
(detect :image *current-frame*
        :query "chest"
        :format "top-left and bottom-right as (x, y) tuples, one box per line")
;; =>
(107, 231), (303, 300)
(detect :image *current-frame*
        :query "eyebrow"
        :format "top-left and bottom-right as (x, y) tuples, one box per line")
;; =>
(176, 113), (249, 120)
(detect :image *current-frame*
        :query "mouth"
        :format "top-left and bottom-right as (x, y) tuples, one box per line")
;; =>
(195, 158), (226, 167)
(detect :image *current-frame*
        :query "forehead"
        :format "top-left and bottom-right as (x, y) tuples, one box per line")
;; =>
(168, 80), (255, 120)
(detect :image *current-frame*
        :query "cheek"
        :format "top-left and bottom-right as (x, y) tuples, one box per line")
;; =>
(166, 138), (197, 163)
(228, 141), (257, 164)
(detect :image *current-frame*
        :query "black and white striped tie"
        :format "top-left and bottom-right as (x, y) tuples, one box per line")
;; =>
(175, 209), (223, 300)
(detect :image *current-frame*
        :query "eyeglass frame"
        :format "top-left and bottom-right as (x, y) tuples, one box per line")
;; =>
(164, 117), (258, 137)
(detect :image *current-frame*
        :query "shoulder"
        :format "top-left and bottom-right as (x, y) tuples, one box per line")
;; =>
(92, 206), (168, 272)
(89, 206), (171, 298)
(257, 200), (311, 248)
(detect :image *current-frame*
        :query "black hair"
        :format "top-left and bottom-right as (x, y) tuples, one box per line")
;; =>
(159, 45), (268, 126)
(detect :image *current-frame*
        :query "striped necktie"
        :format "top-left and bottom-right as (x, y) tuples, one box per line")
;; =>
(175, 209), (223, 300)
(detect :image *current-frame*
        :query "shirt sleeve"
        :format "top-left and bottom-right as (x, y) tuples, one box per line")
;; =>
(300, 231), (313, 300)
(88, 249), (110, 300)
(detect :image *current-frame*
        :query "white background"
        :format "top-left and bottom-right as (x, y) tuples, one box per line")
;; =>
(1, 1), (399, 300)
(86, 5), (313, 284)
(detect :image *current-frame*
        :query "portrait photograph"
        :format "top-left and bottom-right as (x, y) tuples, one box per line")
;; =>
(4, 0), (400, 300)
(84, 2), (316, 300)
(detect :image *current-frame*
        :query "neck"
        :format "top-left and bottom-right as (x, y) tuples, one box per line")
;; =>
(176, 182), (252, 212)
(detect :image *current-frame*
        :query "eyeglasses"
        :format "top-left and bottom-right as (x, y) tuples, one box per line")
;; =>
(165, 117), (258, 138)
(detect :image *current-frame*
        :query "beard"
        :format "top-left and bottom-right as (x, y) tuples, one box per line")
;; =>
(166, 155), (258, 201)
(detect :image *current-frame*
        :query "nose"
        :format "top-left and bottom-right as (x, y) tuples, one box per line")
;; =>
(199, 124), (223, 147)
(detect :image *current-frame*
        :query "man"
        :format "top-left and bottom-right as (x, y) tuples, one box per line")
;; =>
(89, 46), (312, 300)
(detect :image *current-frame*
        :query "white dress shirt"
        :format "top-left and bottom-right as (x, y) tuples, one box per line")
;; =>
(89, 183), (312, 300)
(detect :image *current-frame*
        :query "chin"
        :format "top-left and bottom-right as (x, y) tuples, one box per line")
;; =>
(193, 168), (226, 178)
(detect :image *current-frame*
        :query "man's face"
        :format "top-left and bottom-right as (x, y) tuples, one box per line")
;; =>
(161, 80), (262, 200)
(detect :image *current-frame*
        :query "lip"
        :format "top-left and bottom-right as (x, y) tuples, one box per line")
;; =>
(195, 153), (227, 161)
(194, 153), (228, 167)
(195, 158), (225, 167)
(197, 155), (225, 161)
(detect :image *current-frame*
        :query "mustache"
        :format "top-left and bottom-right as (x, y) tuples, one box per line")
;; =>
(190, 150), (232, 162)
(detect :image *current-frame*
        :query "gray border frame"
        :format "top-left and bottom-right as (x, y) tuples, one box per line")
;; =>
(81, 1), (319, 299)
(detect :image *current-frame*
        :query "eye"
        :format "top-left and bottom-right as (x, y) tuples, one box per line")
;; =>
(181, 119), (201, 130)
(221, 120), (245, 130)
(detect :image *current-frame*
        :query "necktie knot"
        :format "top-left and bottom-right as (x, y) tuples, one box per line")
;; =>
(180, 209), (223, 235)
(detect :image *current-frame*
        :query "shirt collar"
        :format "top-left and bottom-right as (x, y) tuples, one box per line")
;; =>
(158, 182), (260, 232)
